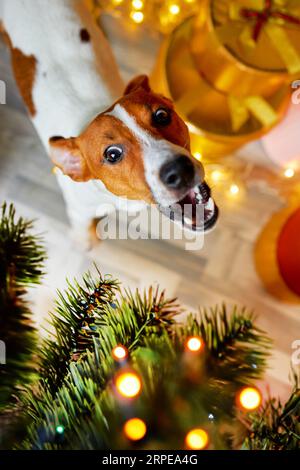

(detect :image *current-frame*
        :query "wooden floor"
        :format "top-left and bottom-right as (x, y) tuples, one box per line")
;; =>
(0, 14), (299, 401)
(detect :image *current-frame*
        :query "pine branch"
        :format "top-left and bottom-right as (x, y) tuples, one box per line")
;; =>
(15, 281), (272, 450)
(39, 267), (119, 394)
(15, 283), (184, 449)
(243, 372), (300, 450)
(0, 203), (45, 409)
(175, 304), (271, 385)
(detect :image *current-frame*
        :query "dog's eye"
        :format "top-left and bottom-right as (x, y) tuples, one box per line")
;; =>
(153, 108), (171, 126)
(104, 145), (123, 164)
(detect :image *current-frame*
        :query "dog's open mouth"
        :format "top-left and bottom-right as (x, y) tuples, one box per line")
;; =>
(159, 182), (219, 232)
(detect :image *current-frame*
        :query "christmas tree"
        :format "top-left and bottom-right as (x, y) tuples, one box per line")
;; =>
(0, 204), (45, 409)
(0, 204), (299, 450)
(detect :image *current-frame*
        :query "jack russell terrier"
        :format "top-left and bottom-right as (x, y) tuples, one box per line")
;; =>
(1, 0), (218, 246)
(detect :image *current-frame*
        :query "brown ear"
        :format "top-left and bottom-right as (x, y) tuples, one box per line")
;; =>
(49, 136), (91, 182)
(124, 74), (151, 95)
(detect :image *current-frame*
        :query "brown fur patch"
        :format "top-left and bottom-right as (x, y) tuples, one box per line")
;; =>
(1, 27), (37, 116)
(79, 114), (153, 202)
(80, 28), (90, 43)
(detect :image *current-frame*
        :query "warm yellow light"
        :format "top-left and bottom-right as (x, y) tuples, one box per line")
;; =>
(112, 345), (128, 361)
(193, 151), (202, 161)
(186, 336), (203, 352)
(132, 0), (143, 9)
(185, 428), (209, 450)
(238, 387), (261, 411)
(169, 4), (180, 15)
(112, 0), (123, 5)
(229, 184), (240, 195)
(123, 418), (147, 441)
(210, 170), (223, 182)
(130, 11), (144, 23)
(116, 371), (142, 398)
(284, 167), (295, 178)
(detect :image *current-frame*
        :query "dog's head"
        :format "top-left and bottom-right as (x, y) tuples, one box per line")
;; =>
(49, 75), (218, 231)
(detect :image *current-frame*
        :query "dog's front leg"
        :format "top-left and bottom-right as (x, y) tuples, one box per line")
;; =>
(55, 172), (105, 250)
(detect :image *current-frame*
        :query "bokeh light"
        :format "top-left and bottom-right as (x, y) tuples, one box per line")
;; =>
(186, 336), (203, 352)
(112, 345), (128, 361)
(229, 184), (240, 196)
(132, 0), (143, 9)
(169, 4), (180, 15)
(185, 428), (209, 449)
(55, 425), (65, 435)
(115, 371), (142, 398)
(123, 418), (147, 441)
(284, 167), (295, 178)
(238, 387), (262, 411)
(130, 11), (144, 23)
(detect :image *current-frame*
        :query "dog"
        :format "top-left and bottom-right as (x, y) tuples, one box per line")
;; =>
(1, 0), (218, 246)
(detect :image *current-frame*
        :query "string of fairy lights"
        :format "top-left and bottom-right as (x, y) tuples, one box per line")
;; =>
(93, 0), (200, 33)
(55, 338), (262, 449)
(193, 151), (300, 204)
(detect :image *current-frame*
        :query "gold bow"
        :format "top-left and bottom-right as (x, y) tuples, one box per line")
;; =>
(216, 0), (300, 74)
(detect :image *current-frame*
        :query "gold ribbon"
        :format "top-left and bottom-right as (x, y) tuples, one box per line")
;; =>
(176, 82), (278, 132)
(228, 95), (278, 131)
(216, 0), (300, 74)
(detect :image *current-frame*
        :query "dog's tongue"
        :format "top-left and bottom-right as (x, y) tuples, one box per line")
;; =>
(179, 189), (198, 220)
(180, 189), (196, 206)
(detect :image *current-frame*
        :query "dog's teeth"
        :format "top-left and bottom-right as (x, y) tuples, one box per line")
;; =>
(184, 216), (192, 225)
(204, 197), (214, 212)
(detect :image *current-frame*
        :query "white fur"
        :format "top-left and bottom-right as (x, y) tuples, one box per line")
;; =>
(107, 104), (201, 205)
(1, 0), (123, 144)
(1, 0), (146, 241)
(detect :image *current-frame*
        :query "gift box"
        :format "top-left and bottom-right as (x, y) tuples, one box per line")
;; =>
(191, 0), (300, 99)
(151, 14), (290, 159)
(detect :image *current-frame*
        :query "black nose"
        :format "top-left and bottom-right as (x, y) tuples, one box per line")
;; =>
(160, 155), (195, 190)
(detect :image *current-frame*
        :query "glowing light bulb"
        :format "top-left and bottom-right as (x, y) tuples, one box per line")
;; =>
(210, 170), (223, 182)
(123, 418), (147, 441)
(284, 167), (295, 178)
(186, 336), (203, 353)
(130, 11), (144, 23)
(55, 425), (65, 435)
(238, 387), (261, 411)
(185, 428), (209, 450)
(193, 151), (202, 161)
(112, 345), (128, 361)
(229, 184), (240, 195)
(132, 0), (143, 9)
(169, 4), (180, 15)
(115, 371), (142, 398)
